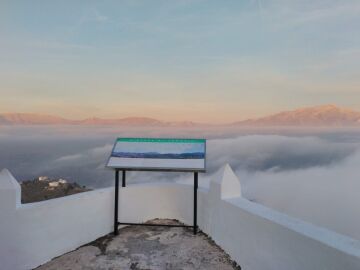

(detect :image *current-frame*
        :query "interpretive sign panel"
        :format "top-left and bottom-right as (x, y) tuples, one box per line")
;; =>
(107, 138), (206, 172)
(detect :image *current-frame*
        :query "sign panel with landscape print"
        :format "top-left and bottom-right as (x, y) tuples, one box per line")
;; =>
(107, 138), (206, 172)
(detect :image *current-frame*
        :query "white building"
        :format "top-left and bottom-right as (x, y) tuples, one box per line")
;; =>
(58, 179), (67, 184)
(38, 176), (49, 181)
(48, 181), (59, 187)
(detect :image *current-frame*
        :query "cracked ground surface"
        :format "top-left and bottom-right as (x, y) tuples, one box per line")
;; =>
(36, 219), (241, 270)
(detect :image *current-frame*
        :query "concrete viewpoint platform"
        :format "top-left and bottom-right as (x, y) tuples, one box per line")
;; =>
(36, 219), (240, 270)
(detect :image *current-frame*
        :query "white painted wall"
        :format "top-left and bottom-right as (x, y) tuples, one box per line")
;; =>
(1, 166), (360, 270)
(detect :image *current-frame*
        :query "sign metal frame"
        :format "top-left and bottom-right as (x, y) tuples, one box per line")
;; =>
(107, 137), (206, 235)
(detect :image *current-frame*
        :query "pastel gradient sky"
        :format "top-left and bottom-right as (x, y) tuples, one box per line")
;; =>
(1, 0), (360, 123)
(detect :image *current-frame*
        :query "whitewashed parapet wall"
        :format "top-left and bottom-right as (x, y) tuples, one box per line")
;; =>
(1, 166), (360, 270)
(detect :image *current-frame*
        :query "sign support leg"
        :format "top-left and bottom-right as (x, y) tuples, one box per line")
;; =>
(193, 172), (198, 235)
(114, 169), (119, 235)
(115, 169), (200, 235)
(122, 170), (126, 187)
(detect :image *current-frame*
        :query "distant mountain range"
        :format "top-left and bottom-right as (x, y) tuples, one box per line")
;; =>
(233, 105), (360, 127)
(0, 113), (200, 127)
(1, 105), (360, 127)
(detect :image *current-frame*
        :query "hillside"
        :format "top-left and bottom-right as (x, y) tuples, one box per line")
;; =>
(21, 176), (91, 203)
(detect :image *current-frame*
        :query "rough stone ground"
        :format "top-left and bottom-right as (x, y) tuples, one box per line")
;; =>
(36, 219), (241, 270)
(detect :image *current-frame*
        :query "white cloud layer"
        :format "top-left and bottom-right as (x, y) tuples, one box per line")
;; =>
(1, 127), (360, 240)
(241, 149), (360, 240)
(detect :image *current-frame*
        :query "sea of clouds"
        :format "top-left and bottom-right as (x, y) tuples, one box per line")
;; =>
(1, 125), (360, 240)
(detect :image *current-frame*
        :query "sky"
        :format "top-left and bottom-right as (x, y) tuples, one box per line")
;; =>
(1, 0), (360, 123)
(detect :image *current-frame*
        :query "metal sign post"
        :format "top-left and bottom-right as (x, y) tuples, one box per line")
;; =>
(113, 169), (200, 235)
(107, 137), (206, 236)
(193, 171), (198, 235)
